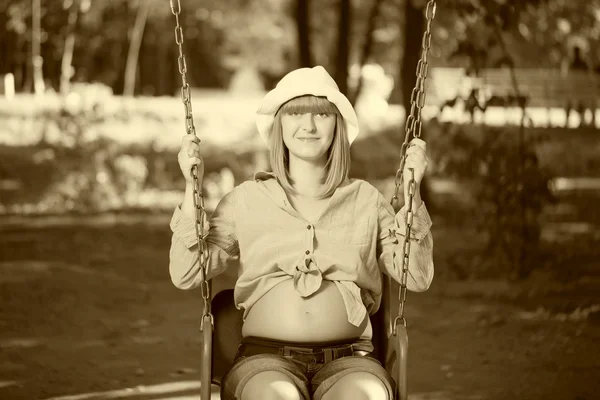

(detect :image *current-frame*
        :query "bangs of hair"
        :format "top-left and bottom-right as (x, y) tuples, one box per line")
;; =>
(279, 95), (340, 116)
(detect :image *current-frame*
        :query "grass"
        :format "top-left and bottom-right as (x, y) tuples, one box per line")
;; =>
(0, 192), (599, 400)
(0, 92), (598, 399)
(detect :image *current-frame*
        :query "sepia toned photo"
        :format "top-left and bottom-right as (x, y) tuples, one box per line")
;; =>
(0, 1), (598, 399)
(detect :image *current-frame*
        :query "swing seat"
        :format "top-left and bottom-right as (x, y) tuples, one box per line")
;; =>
(206, 275), (406, 399)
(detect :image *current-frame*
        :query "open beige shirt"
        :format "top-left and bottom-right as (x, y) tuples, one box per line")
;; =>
(169, 172), (434, 328)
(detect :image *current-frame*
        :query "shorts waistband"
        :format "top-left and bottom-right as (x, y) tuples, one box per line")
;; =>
(240, 336), (360, 349)
(236, 336), (363, 364)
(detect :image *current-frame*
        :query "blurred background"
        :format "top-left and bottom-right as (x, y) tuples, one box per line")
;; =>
(0, 0), (599, 399)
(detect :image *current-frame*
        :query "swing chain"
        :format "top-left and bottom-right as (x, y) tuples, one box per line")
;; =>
(393, 169), (416, 332)
(392, 0), (436, 209)
(170, 0), (213, 331)
(170, 0), (196, 137)
(391, 0), (436, 335)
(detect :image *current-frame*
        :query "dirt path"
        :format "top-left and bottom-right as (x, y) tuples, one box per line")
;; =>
(0, 219), (598, 400)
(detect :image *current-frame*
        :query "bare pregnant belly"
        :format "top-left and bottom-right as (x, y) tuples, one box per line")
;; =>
(242, 280), (372, 342)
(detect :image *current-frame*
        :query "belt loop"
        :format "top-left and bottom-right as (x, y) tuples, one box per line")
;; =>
(282, 347), (291, 357)
(324, 348), (333, 363)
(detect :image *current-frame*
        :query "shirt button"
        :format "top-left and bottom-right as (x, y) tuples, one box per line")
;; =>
(305, 250), (310, 255)
(307, 224), (312, 230)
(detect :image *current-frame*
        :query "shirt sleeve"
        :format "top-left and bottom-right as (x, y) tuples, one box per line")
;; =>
(169, 189), (239, 290)
(376, 193), (434, 292)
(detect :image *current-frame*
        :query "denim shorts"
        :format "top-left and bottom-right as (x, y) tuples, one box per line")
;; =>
(220, 337), (395, 400)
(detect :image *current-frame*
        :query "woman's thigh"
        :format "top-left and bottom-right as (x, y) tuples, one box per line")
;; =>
(221, 354), (310, 400)
(312, 355), (395, 400)
(242, 371), (303, 400)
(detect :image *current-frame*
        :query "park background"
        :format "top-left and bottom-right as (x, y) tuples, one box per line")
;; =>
(0, 0), (599, 399)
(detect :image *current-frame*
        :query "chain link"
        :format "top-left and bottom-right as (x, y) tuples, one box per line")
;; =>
(392, 0), (436, 334)
(170, 0), (212, 331)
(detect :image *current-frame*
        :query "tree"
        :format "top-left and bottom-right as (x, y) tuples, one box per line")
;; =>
(123, 0), (149, 97)
(350, 0), (385, 105)
(2, 0), (597, 96)
(438, 0), (600, 71)
(334, 0), (350, 95)
(295, 0), (313, 67)
(31, 0), (44, 95)
(60, 0), (91, 95)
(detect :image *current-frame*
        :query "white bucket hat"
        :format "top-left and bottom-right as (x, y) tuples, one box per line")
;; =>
(256, 66), (360, 147)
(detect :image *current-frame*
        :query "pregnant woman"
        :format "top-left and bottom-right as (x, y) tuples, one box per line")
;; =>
(169, 66), (434, 400)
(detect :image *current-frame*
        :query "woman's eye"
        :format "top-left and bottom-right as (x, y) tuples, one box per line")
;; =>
(315, 113), (329, 118)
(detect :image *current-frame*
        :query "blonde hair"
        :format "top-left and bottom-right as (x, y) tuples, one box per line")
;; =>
(268, 95), (351, 199)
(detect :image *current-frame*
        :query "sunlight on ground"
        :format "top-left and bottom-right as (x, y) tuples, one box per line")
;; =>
(410, 393), (485, 400)
(1, 93), (598, 148)
(553, 177), (600, 191)
(44, 381), (220, 400)
(542, 222), (599, 242)
(0, 260), (151, 289)
(42, 383), (482, 400)
(0, 338), (44, 349)
(516, 304), (600, 322)
(375, 104), (599, 130)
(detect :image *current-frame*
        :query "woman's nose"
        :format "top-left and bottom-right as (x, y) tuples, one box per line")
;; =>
(300, 114), (316, 132)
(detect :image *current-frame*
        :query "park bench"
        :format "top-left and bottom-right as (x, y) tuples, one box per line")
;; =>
(428, 68), (599, 127)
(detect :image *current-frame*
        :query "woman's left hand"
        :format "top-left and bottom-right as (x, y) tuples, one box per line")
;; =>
(403, 138), (428, 206)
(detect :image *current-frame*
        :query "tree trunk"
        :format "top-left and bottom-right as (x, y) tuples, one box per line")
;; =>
(156, 38), (168, 96)
(32, 0), (45, 96)
(295, 0), (313, 67)
(60, 0), (81, 96)
(400, 0), (430, 206)
(20, 32), (31, 92)
(334, 0), (351, 95)
(350, 0), (385, 105)
(123, 0), (149, 97)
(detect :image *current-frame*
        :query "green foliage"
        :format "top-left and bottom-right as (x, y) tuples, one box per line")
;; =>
(0, 106), (150, 213)
(5, 0), (597, 97)
(2, 0), (292, 93)
(437, 0), (600, 72)
(0, 85), (265, 214)
(428, 120), (559, 279)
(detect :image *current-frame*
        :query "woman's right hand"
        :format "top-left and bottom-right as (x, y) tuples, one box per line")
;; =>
(178, 134), (204, 185)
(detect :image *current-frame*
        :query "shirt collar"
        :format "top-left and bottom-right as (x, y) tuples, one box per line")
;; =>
(254, 171), (351, 186)
(253, 171), (287, 208)
(254, 171), (277, 181)
(253, 170), (356, 203)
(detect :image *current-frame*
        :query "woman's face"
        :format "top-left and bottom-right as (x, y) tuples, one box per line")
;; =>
(280, 110), (336, 164)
